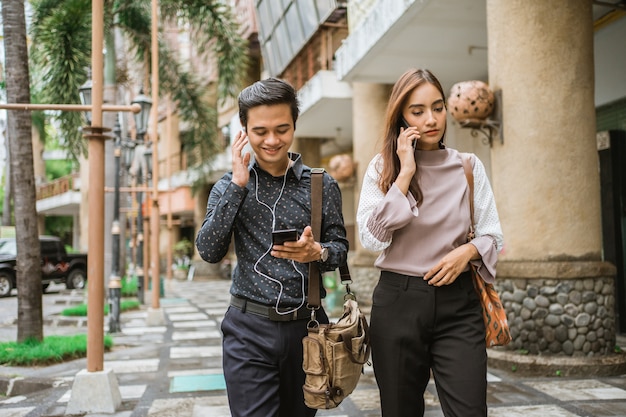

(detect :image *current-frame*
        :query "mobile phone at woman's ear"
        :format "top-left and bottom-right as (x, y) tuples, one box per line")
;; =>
(399, 117), (416, 149)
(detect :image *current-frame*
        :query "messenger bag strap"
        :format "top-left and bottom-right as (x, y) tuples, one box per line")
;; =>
(308, 168), (324, 309)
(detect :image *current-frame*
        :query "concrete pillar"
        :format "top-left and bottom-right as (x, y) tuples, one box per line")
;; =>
(351, 82), (391, 297)
(487, 0), (617, 358)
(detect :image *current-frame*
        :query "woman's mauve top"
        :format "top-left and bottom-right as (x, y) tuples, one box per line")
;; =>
(356, 147), (503, 283)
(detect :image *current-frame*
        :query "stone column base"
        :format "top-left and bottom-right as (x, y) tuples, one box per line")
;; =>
(487, 346), (626, 377)
(497, 261), (618, 356)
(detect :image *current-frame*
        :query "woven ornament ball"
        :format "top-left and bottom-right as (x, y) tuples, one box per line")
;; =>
(328, 154), (355, 182)
(448, 80), (495, 122)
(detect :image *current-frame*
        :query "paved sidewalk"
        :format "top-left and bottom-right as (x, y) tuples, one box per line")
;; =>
(1, 277), (626, 417)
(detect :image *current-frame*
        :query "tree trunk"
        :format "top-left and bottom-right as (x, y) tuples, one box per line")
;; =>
(2, 0), (44, 342)
(2, 154), (12, 227)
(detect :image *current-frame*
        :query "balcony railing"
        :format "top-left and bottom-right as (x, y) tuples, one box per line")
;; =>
(36, 173), (79, 200)
(280, 23), (349, 91)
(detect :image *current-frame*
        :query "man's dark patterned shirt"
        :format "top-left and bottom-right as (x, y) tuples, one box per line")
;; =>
(196, 153), (348, 307)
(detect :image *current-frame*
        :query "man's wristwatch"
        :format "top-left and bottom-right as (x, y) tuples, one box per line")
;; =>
(319, 244), (329, 262)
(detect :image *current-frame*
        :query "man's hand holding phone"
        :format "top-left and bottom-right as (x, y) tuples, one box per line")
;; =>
(271, 226), (321, 263)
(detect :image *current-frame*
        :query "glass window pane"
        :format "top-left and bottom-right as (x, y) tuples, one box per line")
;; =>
(263, 41), (278, 76)
(284, 3), (305, 52)
(274, 21), (292, 70)
(270, 0), (285, 22)
(315, 0), (336, 22)
(257, 0), (274, 42)
(297, 0), (318, 42)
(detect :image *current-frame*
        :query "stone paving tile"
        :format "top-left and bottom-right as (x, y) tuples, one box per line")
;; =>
(119, 326), (167, 335)
(170, 374), (226, 393)
(487, 380), (548, 405)
(574, 400), (626, 416)
(525, 379), (626, 401)
(488, 404), (579, 416)
(172, 319), (217, 328)
(0, 406), (34, 417)
(167, 368), (223, 377)
(104, 359), (160, 373)
(172, 330), (222, 340)
(167, 312), (209, 321)
(170, 346), (223, 359)
(163, 306), (198, 314)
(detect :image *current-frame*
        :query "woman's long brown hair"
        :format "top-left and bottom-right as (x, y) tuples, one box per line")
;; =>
(378, 68), (447, 206)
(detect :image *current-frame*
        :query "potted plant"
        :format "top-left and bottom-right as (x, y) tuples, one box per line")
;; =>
(172, 238), (193, 279)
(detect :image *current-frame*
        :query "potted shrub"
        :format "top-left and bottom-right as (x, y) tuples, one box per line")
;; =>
(172, 238), (193, 279)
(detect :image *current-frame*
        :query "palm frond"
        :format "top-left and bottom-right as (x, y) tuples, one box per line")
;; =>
(159, 0), (248, 102)
(30, 0), (92, 159)
(113, 0), (152, 61)
(157, 44), (220, 162)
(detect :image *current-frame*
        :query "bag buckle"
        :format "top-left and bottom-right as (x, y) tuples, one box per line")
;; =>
(307, 305), (319, 328)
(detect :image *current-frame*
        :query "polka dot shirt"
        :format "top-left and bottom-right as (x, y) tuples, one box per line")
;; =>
(196, 153), (349, 307)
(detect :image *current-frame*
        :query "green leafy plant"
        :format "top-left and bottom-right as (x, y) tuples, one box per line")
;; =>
(122, 275), (138, 296)
(173, 238), (193, 271)
(0, 334), (113, 366)
(61, 300), (140, 317)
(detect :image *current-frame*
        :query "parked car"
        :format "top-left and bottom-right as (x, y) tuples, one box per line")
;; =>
(0, 236), (88, 297)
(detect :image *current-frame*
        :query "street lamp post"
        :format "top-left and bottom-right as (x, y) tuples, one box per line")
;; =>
(149, 0), (163, 319)
(108, 119), (122, 333)
(131, 92), (152, 305)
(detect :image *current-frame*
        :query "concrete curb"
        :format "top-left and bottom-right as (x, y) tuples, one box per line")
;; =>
(487, 348), (626, 377)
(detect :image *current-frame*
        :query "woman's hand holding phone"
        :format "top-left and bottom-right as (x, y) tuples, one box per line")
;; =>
(395, 117), (420, 195)
(400, 117), (419, 150)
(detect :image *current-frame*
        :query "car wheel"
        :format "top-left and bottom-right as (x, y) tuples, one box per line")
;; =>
(0, 272), (13, 297)
(66, 269), (86, 290)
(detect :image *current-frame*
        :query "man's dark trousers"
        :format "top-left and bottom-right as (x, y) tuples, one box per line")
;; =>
(221, 305), (329, 417)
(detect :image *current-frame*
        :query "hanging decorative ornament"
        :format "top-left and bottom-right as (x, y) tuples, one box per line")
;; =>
(328, 154), (355, 182)
(448, 80), (495, 123)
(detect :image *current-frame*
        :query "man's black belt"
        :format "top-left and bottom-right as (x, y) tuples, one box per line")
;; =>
(230, 296), (310, 322)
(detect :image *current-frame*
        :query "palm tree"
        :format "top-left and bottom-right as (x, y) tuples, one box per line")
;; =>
(2, 0), (45, 342)
(29, 0), (248, 166)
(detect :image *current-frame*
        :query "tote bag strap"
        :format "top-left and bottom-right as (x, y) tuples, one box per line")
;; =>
(460, 153), (475, 239)
(308, 168), (324, 309)
(308, 168), (353, 311)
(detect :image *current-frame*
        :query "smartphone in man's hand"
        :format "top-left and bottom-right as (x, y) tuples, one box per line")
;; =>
(272, 229), (299, 245)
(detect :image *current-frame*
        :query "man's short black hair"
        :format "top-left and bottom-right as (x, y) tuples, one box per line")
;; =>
(238, 78), (300, 130)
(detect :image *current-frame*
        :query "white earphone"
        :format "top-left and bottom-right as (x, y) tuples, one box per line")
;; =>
(251, 162), (306, 315)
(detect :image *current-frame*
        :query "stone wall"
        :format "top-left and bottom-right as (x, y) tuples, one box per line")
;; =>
(351, 260), (618, 358)
(498, 276), (616, 356)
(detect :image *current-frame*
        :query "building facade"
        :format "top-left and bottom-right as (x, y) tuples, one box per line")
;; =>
(251, 0), (626, 357)
(31, 0), (626, 358)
